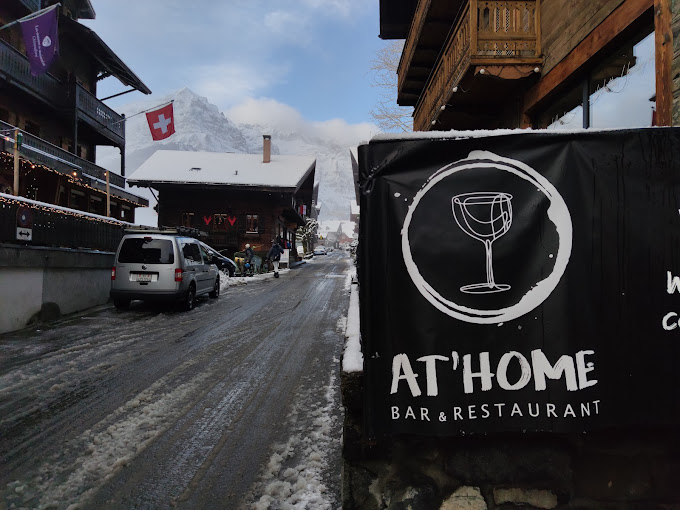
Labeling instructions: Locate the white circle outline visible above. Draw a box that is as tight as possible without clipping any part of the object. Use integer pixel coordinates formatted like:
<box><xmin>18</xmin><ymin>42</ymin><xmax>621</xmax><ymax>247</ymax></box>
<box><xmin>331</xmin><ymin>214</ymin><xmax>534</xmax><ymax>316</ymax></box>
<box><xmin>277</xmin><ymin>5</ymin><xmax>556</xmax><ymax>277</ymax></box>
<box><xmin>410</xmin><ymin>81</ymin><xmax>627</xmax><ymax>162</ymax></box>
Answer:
<box><xmin>401</xmin><ymin>151</ymin><xmax>572</xmax><ymax>324</ymax></box>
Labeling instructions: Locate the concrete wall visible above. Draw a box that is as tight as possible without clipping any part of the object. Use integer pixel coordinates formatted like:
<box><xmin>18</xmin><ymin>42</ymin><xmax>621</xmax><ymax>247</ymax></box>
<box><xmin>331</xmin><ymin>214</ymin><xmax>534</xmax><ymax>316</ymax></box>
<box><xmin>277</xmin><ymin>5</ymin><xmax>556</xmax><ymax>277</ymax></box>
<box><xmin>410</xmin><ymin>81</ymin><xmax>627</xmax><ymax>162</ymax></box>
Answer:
<box><xmin>0</xmin><ymin>244</ymin><xmax>113</xmax><ymax>334</ymax></box>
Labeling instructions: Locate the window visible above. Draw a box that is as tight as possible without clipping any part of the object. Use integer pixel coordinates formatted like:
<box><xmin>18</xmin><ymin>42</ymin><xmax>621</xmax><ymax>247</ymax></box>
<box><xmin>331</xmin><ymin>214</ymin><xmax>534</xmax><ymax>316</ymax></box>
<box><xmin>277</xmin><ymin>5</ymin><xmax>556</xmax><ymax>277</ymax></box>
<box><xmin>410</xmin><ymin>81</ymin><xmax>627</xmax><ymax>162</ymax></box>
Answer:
<box><xmin>181</xmin><ymin>212</ymin><xmax>194</xmax><ymax>227</ymax></box>
<box><xmin>214</xmin><ymin>214</ymin><xmax>228</xmax><ymax>230</ymax></box>
<box><xmin>542</xmin><ymin>32</ymin><xmax>654</xmax><ymax>129</ymax></box>
<box><xmin>118</xmin><ymin>238</ymin><xmax>174</xmax><ymax>264</ymax></box>
<box><xmin>181</xmin><ymin>241</ymin><xmax>202</xmax><ymax>266</ymax></box>
<box><xmin>246</xmin><ymin>214</ymin><xmax>258</xmax><ymax>233</ymax></box>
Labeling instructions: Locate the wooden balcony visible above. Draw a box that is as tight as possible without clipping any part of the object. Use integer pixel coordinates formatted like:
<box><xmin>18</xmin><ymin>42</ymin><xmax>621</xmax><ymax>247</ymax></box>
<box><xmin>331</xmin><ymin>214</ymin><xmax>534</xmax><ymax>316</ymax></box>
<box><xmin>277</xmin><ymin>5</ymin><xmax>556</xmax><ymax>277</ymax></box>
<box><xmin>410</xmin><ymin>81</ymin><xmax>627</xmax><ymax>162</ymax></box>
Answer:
<box><xmin>401</xmin><ymin>0</ymin><xmax>542</xmax><ymax>131</ymax></box>
<box><xmin>1</xmin><ymin>120</ymin><xmax>147</xmax><ymax>207</ymax></box>
<box><xmin>0</xmin><ymin>38</ymin><xmax>126</xmax><ymax>147</ymax></box>
<box><xmin>0</xmin><ymin>38</ymin><xmax>64</xmax><ymax>106</ymax></box>
<box><xmin>19</xmin><ymin>0</ymin><xmax>41</xmax><ymax>12</ymax></box>
<box><xmin>75</xmin><ymin>83</ymin><xmax>126</xmax><ymax>146</ymax></box>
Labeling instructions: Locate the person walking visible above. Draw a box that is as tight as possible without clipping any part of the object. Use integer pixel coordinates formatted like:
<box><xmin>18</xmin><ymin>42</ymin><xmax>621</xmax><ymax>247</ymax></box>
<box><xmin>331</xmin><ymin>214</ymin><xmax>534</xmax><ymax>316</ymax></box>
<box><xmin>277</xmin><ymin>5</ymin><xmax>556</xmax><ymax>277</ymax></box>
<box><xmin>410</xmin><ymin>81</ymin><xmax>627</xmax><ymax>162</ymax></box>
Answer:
<box><xmin>267</xmin><ymin>239</ymin><xmax>284</xmax><ymax>278</ymax></box>
<box><xmin>244</xmin><ymin>243</ymin><xmax>254</xmax><ymax>276</ymax></box>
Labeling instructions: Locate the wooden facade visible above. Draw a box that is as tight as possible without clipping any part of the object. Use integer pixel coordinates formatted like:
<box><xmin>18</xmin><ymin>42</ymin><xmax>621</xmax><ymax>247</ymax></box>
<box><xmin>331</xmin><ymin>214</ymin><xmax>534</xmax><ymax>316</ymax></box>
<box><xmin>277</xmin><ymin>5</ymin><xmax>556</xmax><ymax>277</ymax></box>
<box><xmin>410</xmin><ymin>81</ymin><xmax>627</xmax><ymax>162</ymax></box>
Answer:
<box><xmin>382</xmin><ymin>0</ymin><xmax>669</xmax><ymax>130</ymax></box>
<box><xmin>0</xmin><ymin>0</ymin><xmax>150</xmax><ymax>222</ymax></box>
<box><xmin>128</xmin><ymin>148</ymin><xmax>318</xmax><ymax>261</ymax></box>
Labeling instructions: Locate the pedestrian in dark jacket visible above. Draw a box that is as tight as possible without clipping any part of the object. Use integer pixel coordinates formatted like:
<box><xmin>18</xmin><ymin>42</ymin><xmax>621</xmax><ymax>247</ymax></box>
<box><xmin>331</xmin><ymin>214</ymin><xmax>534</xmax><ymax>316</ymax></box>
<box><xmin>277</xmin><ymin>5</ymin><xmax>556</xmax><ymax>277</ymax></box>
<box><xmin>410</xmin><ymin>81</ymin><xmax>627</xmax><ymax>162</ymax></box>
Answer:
<box><xmin>244</xmin><ymin>243</ymin><xmax>254</xmax><ymax>276</ymax></box>
<box><xmin>267</xmin><ymin>239</ymin><xmax>284</xmax><ymax>278</ymax></box>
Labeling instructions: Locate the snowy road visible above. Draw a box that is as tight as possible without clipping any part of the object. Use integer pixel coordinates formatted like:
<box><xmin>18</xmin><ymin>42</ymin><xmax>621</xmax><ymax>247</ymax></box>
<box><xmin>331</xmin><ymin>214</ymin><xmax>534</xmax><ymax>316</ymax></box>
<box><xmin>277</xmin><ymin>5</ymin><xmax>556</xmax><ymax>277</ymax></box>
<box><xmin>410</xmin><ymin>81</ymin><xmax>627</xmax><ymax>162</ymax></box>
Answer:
<box><xmin>0</xmin><ymin>251</ymin><xmax>352</xmax><ymax>509</ymax></box>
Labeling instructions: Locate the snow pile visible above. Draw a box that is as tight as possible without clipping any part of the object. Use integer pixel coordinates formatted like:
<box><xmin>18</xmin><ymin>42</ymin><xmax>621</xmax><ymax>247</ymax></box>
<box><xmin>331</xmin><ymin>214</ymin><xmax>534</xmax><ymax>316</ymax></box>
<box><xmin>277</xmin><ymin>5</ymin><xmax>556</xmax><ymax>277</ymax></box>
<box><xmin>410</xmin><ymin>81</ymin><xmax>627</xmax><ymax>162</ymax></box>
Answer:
<box><xmin>252</xmin><ymin>370</ymin><xmax>340</xmax><ymax>509</ymax></box>
<box><xmin>342</xmin><ymin>270</ymin><xmax>363</xmax><ymax>373</ymax></box>
<box><xmin>218</xmin><ymin>268</ymin><xmax>290</xmax><ymax>293</ymax></box>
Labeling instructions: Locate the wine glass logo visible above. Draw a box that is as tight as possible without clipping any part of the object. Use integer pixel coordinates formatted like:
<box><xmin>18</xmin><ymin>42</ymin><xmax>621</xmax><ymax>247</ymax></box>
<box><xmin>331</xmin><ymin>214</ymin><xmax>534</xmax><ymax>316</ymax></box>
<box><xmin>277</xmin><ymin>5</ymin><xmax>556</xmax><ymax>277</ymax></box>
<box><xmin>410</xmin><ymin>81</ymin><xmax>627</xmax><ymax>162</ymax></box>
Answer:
<box><xmin>452</xmin><ymin>192</ymin><xmax>513</xmax><ymax>294</ymax></box>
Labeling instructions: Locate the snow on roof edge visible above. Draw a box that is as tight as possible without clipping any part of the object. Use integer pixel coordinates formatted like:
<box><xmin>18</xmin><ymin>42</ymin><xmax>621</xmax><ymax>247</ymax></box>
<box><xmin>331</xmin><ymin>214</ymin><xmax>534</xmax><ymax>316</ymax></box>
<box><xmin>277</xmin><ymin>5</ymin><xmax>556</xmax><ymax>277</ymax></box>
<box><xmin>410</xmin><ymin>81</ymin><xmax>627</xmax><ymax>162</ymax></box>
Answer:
<box><xmin>369</xmin><ymin>126</ymin><xmax>665</xmax><ymax>143</ymax></box>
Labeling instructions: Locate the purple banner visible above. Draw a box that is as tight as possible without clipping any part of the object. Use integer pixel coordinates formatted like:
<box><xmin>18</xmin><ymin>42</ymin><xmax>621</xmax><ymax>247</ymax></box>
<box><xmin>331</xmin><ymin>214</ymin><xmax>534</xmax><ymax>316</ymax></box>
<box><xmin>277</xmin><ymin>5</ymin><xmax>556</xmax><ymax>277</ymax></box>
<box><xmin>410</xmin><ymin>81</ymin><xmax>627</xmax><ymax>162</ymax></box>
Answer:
<box><xmin>19</xmin><ymin>5</ymin><xmax>59</xmax><ymax>76</ymax></box>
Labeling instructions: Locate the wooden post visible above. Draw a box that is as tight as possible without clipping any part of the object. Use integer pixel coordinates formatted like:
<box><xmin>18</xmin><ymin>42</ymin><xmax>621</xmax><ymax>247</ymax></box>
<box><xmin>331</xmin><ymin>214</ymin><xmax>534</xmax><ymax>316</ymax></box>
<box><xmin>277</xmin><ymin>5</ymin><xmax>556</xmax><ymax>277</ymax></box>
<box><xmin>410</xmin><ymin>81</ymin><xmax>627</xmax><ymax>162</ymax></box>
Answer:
<box><xmin>654</xmin><ymin>0</ymin><xmax>672</xmax><ymax>126</ymax></box>
<box><xmin>106</xmin><ymin>170</ymin><xmax>111</xmax><ymax>217</ymax></box>
<box><xmin>13</xmin><ymin>128</ymin><xmax>20</xmax><ymax>196</ymax></box>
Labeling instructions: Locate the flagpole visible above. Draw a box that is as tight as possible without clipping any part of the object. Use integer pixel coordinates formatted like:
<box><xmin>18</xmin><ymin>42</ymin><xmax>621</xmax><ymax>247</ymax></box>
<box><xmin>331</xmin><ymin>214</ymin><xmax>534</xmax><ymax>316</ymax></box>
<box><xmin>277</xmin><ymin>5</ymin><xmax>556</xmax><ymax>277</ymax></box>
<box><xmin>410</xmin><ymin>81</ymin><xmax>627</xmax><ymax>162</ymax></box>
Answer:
<box><xmin>0</xmin><ymin>3</ymin><xmax>61</xmax><ymax>32</ymax></box>
<box><xmin>109</xmin><ymin>100</ymin><xmax>174</xmax><ymax>126</ymax></box>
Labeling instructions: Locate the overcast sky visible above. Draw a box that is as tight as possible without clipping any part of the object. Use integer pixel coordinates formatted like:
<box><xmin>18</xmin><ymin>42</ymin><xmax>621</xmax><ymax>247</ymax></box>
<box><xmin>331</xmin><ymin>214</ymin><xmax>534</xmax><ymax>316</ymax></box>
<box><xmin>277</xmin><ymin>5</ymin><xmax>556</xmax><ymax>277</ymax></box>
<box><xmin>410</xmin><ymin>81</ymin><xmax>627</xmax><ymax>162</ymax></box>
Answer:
<box><xmin>82</xmin><ymin>0</ymin><xmax>385</xmax><ymax>133</ymax></box>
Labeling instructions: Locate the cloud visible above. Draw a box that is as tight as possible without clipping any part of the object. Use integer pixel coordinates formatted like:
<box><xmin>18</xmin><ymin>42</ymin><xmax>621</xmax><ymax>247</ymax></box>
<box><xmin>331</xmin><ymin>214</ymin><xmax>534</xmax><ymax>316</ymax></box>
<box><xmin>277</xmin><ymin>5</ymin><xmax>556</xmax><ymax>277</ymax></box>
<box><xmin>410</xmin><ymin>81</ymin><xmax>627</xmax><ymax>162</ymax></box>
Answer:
<box><xmin>190</xmin><ymin>63</ymin><xmax>291</xmax><ymax>109</ymax></box>
<box><xmin>226</xmin><ymin>97</ymin><xmax>376</xmax><ymax>145</ymax></box>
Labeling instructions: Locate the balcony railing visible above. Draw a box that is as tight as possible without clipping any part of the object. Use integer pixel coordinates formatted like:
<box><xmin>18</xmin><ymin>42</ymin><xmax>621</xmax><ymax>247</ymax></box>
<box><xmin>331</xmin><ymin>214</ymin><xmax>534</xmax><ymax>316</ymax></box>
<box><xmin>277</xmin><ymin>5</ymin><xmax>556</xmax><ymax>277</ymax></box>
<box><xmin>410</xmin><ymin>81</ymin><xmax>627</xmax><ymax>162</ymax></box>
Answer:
<box><xmin>0</xmin><ymin>38</ymin><xmax>63</xmax><ymax>106</ymax></box>
<box><xmin>413</xmin><ymin>0</ymin><xmax>540</xmax><ymax>131</ymax></box>
<box><xmin>19</xmin><ymin>0</ymin><xmax>41</xmax><ymax>12</ymax></box>
<box><xmin>397</xmin><ymin>0</ymin><xmax>432</xmax><ymax>98</ymax></box>
<box><xmin>1</xmin><ymin>120</ymin><xmax>125</xmax><ymax>189</ymax></box>
<box><xmin>0</xmin><ymin>39</ymin><xmax>126</xmax><ymax>145</ymax></box>
<box><xmin>75</xmin><ymin>84</ymin><xmax>126</xmax><ymax>143</ymax></box>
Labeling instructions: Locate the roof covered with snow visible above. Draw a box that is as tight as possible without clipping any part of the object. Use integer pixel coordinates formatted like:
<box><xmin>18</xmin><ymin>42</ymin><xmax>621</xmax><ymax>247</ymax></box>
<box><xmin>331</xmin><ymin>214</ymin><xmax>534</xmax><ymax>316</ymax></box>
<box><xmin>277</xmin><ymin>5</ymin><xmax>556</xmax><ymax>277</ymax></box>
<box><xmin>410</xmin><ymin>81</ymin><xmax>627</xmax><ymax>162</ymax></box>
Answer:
<box><xmin>128</xmin><ymin>150</ymin><xmax>316</xmax><ymax>190</ymax></box>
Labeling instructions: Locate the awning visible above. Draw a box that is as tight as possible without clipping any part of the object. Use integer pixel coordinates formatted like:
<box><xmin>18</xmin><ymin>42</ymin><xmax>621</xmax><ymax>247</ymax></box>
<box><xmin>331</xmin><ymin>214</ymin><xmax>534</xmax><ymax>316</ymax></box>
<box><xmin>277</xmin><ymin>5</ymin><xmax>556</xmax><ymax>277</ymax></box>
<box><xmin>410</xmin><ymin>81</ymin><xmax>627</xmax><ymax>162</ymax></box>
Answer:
<box><xmin>60</xmin><ymin>16</ymin><xmax>151</xmax><ymax>95</ymax></box>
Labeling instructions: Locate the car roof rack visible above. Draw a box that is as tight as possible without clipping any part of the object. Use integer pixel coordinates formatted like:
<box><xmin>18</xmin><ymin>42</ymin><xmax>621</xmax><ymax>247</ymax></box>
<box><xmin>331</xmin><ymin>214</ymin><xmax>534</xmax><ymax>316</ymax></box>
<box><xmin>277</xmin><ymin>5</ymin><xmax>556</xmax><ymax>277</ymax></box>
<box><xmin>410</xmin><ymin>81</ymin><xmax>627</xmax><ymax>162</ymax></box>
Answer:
<box><xmin>124</xmin><ymin>225</ymin><xmax>207</xmax><ymax>238</ymax></box>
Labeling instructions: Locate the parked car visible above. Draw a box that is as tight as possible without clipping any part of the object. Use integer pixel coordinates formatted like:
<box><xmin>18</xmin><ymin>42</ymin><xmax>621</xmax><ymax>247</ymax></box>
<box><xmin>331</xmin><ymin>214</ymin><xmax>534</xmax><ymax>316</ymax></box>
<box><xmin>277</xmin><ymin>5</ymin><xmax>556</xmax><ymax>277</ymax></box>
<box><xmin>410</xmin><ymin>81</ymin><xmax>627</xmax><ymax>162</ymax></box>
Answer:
<box><xmin>110</xmin><ymin>229</ymin><xmax>220</xmax><ymax>311</ymax></box>
<box><xmin>313</xmin><ymin>246</ymin><xmax>327</xmax><ymax>255</ymax></box>
<box><xmin>198</xmin><ymin>242</ymin><xmax>237</xmax><ymax>276</ymax></box>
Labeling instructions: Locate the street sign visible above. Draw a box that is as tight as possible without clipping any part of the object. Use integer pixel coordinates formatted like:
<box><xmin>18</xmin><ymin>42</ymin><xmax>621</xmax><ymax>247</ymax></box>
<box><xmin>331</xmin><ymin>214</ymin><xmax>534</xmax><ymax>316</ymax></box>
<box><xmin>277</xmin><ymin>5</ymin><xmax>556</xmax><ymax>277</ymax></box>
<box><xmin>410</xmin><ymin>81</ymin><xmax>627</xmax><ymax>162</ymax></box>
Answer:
<box><xmin>16</xmin><ymin>206</ymin><xmax>33</xmax><ymax>241</ymax></box>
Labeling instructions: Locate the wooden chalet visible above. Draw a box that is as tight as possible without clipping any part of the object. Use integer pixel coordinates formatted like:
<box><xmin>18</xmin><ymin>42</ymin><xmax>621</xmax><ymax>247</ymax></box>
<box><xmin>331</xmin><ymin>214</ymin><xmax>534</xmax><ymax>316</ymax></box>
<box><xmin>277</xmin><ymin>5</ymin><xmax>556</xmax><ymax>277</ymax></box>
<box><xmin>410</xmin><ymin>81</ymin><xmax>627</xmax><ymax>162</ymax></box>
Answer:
<box><xmin>127</xmin><ymin>136</ymin><xmax>317</xmax><ymax>260</ymax></box>
<box><xmin>381</xmin><ymin>0</ymin><xmax>675</xmax><ymax>130</ymax></box>
<box><xmin>0</xmin><ymin>0</ymin><xmax>151</xmax><ymax>222</ymax></box>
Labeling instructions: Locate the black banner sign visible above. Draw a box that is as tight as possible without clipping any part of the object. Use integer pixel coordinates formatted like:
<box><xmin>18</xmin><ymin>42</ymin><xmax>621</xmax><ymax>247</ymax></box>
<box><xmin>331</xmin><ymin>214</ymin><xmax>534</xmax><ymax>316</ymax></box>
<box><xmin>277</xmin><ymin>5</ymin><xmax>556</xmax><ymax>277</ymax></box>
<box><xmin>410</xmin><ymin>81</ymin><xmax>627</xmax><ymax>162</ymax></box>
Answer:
<box><xmin>357</xmin><ymin>128</ymin><xmax>680</xmax><ymax>437</ymax></box>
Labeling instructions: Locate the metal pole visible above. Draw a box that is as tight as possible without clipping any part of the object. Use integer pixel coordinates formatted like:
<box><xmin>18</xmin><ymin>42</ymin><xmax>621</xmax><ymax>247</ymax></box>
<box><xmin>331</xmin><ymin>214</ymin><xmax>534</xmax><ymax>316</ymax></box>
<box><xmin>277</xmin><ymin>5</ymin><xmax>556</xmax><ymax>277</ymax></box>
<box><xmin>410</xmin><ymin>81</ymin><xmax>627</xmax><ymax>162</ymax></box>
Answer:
<box><xmin>13</xmin><ymin>129</ymin><xmax>20</xmax><ymax>195</ymax></box>
<box><xmin>106</xmin><ymin>170</ymin><xmax>110</xmax><ymax>217</ymax></box>
<box><xmin>582</xmin><ymin>76</ymin><xmax>591</xmax><ymax>128</ymax></box>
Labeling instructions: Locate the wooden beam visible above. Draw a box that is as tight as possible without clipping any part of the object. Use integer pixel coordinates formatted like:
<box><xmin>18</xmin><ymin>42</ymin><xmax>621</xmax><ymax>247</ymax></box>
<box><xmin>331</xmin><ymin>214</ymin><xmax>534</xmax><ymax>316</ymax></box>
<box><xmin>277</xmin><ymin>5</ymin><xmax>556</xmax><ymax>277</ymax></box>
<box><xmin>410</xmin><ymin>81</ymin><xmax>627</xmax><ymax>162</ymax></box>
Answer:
<box><xmin>654</xmin><ymin>0</ymin><xmax>672</xmax><ymax>125</ymax></box>
<box><xmin>523</xmin><ymin>0</ymin><xmax>653</xmax><ymax>114</ymax></box>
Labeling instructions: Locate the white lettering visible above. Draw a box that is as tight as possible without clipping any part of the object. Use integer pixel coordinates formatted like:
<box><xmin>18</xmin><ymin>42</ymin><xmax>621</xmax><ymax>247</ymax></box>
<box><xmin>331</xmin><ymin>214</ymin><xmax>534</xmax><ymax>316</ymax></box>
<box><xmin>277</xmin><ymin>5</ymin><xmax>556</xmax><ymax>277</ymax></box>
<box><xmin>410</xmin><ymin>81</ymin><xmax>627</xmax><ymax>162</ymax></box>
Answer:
<box><xmin>497</xmin><ymin>351</ymin><xmax>532</xmax><ymax>390</ymax></box>
<box><xmin>662</xmin><ymin>312</ymin><xmax>678</xmax><ymax>330</ymax></box>
<box><xmin>531</xmin><ymin>349</ymin><xmax>578</xmax><ymax>391</ymax></box>
<box><xmin>494</xmin><ymin>403</ymin><xmax>505</xmax><ymax>417</ymax></box>
<box><xmin>391</xmin><ymin>354</ymin><xmax>421</xmax><ymax>396</ymax></box>
<box><xmin>667</xmin><ymin>271</ymin><xmax>680</xmax><ymax>293</ymax></box>
<box><xmin>575</xmin><ymin>350</ymin><xmax>598</xmax><ymax>389</ymax></box>
<box><xmin>463</xmin><ymin>352</ymin><xmax>494</xmax><ymax>394</ymax></box>
<box><xmin>453</xmin><ymin>407</ymin><xmax>463</xmax><ymax>420</ymax></box>
<box><xmin>481</xmin><ymin>403</ymin><xmax>490</xmax><ymax>418</ymax></box>
<box><xmin>420</xmin><ymin>407</ymin><xmax>430</xmax><ymax>421</ymax></box>
<box><xmin>391</xmin><ymin>406</ymin><xmax>400</xmax><ymax>420</ymax></box>
<box><xmin>547</xmin><ymin>403</ymin><xmax>557</xmax><ymax>418</ymax></box>
<box><xmin>417</xmin><ymin>355</ymin><xmax>449</xmax><ymax>396</ymax></box>
<box><xmin>511</xmin><ymin>403</ymin><xmax>523</xmax><ymax>416</ymax></box>
<box><xmin>405</xmin><ymin>406</ymin><xmax>416</xmax><ymax>419</ymax></box>
<box><xmin>468</xmin><ymin>405</ymin><xmax>477</xmax><ymax>420</ymax></box>
<box><xmin>563</xmin><ymin>404</ymin><xmax>576</xmax><ymax>417</ymax></box>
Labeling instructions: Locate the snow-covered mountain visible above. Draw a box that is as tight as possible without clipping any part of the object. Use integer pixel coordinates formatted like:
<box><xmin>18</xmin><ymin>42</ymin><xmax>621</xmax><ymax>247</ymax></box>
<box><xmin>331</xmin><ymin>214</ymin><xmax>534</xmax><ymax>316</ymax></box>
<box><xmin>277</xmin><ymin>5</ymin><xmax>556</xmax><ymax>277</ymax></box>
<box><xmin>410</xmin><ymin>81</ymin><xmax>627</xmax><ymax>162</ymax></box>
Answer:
<box><xmin>98</xmin><ymin>88</ymin><xmax>363</xmax><ymax>224</ymax></box>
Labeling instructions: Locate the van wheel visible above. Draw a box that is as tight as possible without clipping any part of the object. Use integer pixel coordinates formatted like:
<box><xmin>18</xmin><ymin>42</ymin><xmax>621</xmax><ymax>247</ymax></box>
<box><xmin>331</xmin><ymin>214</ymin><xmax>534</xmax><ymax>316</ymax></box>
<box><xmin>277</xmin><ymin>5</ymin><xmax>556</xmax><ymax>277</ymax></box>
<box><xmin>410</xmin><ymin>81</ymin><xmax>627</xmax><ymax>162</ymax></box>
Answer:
<box><xmin>209</xmin><ymin>277</ymin><xmax>220</xmax><ymax>298</ymax></box>
<box><xmin>114</xmin><ymin>298</ymin><xmax>130</xmax><ymax>310</ymax></box>
<box><xmin>184</xmin><ymin>286</ymin><xmax>196</xmax><ymax>311</ymax></box>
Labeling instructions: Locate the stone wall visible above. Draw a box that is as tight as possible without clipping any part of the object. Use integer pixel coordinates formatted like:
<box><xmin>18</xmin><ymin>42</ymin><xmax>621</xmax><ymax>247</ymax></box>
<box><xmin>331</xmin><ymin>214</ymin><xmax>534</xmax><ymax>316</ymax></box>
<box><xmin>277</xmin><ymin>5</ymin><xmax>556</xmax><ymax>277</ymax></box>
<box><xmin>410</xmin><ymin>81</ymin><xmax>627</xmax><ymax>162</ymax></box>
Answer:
<box><xmin>341</xmin><ymin>373</ymin><xmax>679</xmax><ymax>509</ymax></box>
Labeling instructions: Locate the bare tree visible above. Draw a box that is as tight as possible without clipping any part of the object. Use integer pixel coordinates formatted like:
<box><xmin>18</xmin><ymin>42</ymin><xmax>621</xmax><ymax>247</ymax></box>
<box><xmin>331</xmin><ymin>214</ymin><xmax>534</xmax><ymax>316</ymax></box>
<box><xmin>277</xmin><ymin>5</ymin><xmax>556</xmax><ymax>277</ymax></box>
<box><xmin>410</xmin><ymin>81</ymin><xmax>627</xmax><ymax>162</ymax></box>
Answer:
<box><xmin>368</xmin><ymin>41</ymin><xmax>414</xmax><ymax>133</ymax></box>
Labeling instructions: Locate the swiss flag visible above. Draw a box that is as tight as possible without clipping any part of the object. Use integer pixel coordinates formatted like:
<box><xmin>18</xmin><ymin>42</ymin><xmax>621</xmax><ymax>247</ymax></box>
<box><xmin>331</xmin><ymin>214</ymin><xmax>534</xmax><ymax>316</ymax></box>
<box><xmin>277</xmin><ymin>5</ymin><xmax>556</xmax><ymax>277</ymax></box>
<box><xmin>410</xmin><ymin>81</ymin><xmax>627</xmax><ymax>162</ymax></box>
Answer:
<box><xmin>146</xmin><ymin>103</ymin><xmax>175</xmax><ymax>141</ymax></box>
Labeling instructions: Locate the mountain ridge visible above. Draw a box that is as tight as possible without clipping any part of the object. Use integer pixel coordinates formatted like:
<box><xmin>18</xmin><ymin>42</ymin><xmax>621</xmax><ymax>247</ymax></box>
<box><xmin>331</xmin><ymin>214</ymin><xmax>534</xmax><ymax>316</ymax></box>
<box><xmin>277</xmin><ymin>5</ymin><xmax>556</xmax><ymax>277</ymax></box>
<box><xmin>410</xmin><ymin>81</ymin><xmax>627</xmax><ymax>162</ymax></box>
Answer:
<box><xmin>98</xmin><ymin>88</ymin><xmax>363</xmax><ymax>224</ymax></box>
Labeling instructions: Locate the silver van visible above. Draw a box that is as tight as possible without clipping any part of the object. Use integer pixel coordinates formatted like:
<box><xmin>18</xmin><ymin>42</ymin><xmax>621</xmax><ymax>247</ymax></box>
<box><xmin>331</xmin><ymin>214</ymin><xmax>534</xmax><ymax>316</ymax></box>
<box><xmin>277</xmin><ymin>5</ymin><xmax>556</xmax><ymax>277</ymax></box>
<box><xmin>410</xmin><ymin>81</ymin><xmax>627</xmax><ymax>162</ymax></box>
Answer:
<box><xmin>110</xmin><ymin>230</ymin><xmax>220</xmax><ymax>310</ymax></box>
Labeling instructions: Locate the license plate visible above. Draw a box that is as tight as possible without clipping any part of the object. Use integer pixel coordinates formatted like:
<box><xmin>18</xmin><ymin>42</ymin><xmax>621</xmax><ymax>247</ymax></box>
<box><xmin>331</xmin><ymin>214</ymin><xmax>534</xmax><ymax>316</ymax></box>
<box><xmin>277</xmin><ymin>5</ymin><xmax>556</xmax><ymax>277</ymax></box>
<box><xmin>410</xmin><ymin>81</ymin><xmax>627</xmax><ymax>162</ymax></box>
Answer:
<box><xmin>135</xmin><ymin>273</ymin><xmax>152</xmax><ymax>282</ymax></box>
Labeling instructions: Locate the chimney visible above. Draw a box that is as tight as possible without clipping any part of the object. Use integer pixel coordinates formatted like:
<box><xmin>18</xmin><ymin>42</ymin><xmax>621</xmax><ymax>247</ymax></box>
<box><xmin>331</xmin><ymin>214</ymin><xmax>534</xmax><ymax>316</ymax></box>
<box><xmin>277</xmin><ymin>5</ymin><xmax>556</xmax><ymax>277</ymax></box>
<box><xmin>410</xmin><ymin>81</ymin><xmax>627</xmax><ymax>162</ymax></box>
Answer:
<box><xmin>263</xmin><ymin>135</ymin><xmax>271</xmax><ymax>163</ymax></box>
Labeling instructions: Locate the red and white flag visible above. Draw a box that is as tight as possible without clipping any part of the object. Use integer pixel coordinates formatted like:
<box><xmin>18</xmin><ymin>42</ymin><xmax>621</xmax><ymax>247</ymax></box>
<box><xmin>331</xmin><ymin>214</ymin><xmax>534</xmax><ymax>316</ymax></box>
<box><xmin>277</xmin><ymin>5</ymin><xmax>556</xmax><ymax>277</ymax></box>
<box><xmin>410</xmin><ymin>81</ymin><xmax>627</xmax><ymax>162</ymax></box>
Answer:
<box><xmin>146</xmin><ymin>103</ymin><xmax>175</xmax><ymax>141</ymax></box>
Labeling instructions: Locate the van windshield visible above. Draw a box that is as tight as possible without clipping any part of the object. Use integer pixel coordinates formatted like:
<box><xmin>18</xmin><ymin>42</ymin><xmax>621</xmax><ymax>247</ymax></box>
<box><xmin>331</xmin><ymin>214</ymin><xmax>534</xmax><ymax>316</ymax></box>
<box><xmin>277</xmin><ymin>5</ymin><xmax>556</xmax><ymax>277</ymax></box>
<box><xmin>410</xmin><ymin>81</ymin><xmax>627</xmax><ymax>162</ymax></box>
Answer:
<box><xmin>118</xmin><ymin>238</ymin><xmax>174</xmax><ymax>264</ymax></box>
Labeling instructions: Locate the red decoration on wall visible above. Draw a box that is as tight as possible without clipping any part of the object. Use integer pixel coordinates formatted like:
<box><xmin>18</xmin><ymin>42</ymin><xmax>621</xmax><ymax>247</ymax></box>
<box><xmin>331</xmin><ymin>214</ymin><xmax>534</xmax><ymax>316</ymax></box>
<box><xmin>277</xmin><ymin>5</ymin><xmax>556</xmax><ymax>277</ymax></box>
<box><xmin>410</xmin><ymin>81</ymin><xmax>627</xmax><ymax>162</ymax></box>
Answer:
<box><xmin>228</xmin><ymin>215</ymin><xmax>237</xmax><ymax>226</ymax></box>
<box><xmin>203</xmin><ymin>215</ymin><xmax>212</xmax><ymax>225</ymax></box>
